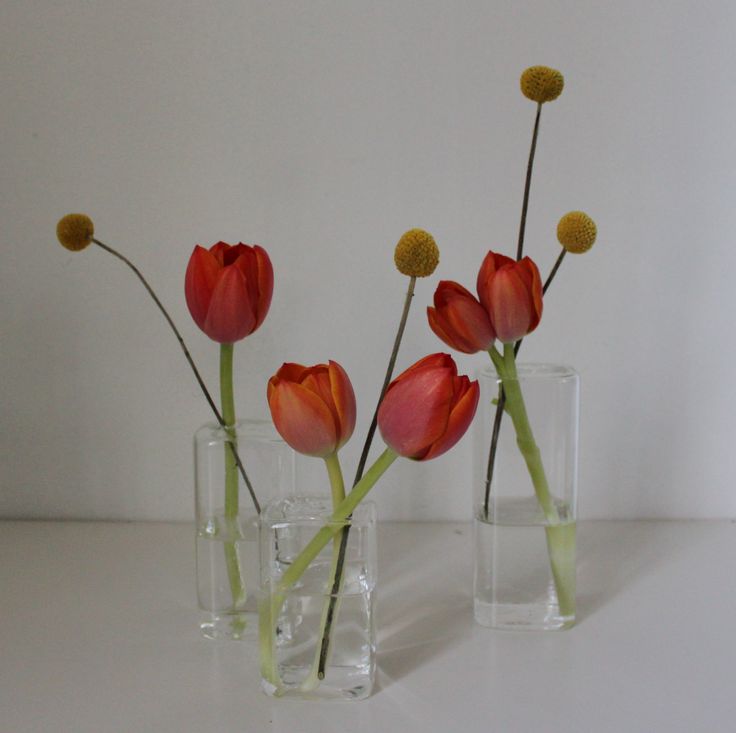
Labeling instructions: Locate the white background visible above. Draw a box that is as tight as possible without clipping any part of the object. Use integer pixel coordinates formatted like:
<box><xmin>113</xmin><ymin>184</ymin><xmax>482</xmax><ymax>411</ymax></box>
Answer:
<box><xmin>2</xmin><ymin>0</ymin><xmax>735</xmax><ymax>521</ymax></box>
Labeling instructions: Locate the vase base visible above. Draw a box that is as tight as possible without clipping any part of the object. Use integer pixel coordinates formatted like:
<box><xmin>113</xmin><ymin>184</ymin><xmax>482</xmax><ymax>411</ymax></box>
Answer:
<box><xmin>200</xmin><ymin>611</ymin><xmax>257</xmax><ymax>641</ymax></box>
<box><xmin>474</xmin><ymin>599</ymin><xmax>574</xmax><ymax>631</ymax></box>
<box><xmin>261</xmin><ymin>673</ymin><xmax>373</xmax><ymax>701</ymax></box>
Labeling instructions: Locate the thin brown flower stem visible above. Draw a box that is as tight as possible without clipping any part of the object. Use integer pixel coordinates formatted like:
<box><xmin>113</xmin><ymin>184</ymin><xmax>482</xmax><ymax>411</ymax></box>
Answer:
<box><xmin>482</xmin><ymin>248</ymin><xmax>567</xmax><ymax>518</ymax></box>
<box><xmin>91</xmin><ymin>237</ymin><xmax>261</xmax><ymax>514</ymax></box>
<box><xmin>516</xmin><ymin>102</ymin><xmax>542</xmax><ymax>261</ymax></box>
<box><xmin>316</xmin><ymin>275</ymin><xmax>417</xmax><ymax>679</ymax></box>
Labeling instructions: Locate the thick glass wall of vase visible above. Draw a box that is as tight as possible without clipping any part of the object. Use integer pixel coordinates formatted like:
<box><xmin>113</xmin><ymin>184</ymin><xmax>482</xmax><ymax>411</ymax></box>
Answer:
<box><xmin>258</xmin><ymin>497</ymin><xmax>377</xmax><ymax>700</ymax></box>
<box><xmin>473</xmin><ymin>364</ymin><xmax>579</xmax><ymax>631</ymax></box>
<box><xmin>194</xmin><ymin>419</ymin><xmax>294</xmax><ymax>640</ymax></box>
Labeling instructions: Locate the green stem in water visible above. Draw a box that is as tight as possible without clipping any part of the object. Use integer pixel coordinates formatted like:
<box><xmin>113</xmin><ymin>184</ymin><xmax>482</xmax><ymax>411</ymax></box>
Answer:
<box><xmin>260</xmin><ymin>448</ymin><xmax>398</xmax><ymax>690</ymax></box>
<box><xmin>301</xmin><ymin>453</ymin><xmax>346</xmax><ymax>690</ymax></box>
<box><xmin>220</xmin><ymin>343</ymin><xmax>245</xmax><ymax>609</ymax></box>
<box><xmin>490</xmin><ymin>344</ymin><xmax>575</xmax><ymax>619</ymax></box>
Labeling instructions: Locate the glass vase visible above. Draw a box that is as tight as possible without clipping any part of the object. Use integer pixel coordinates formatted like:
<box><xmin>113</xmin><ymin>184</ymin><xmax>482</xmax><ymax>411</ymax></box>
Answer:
<box><xmin>194</xmin><ymin>419</ymin><xmax>294</xmax><ymax>640</ymax></box>
<box><xmin>473</xmin><ymin>363</ymin><xmax>579</xmax><ymax>630</ymax></box>
<box><xmin>258</xmin><ymin>496</ymin><xmax>377</xmax><ymax>700</ymax></box>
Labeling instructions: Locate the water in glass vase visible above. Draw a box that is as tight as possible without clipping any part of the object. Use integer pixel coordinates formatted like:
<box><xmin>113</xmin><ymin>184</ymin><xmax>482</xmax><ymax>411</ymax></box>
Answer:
<box><xmin>267</xmin><ymin>558</ymin><xmax>375</xmax><ymax>700</ymax></box>
<box><xmin>474</xmin><ymin>496</ymin><xmax>576</xmax><ymax>630</ymax></box>
<box><xmin>196</xmin><ymin>511</ymin><xmax>259</xmax><ymax>640</ymax></box>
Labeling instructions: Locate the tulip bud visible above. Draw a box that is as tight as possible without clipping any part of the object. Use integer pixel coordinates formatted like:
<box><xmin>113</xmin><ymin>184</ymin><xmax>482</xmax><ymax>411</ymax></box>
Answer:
<box><xmin>557</xmin><ymin>211</ymin><xmax>597</xmax><ymax>254</ymax></box>
<box><xmin>427</xmin><ymin>281</ymin><xmax>496</xmax><ymax>354</ymax></box>
<box><xmin>267</xmin><ymin>360</ymin><xmax>356</xmax><ymax>458</ymax></box>
<box><xmin>56</xmin><ymin>214</ymin><xmax>94</xmax><ymax>252</ymax></box>
<box><xmin>520</xmin><ymin>66</ymin><xmax>564</xmax><ymax>104</ymax></box>
<box><xmin>394</xmin><ymin>229</ymin><xmax>439</xmax><ymax>278</ymax></box>
<box><xmin>185</xmin><ymin>241</ymin><xmax>273</xmax><ymax>344</ymax></box>
<box><xmin>476</xmin><ymin>251</ymin><xmax>543</xmax><ymax>344</ymax></box>
<box><xmin>377</xmin><ymin>353</ymin><xmax>479</xmax><ymax>461</ymax></box>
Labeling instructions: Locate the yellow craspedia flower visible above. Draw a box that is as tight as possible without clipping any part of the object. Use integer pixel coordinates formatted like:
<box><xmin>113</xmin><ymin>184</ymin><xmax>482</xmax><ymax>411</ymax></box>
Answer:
<box><xmin>57</xmin><ymin>213</ymin><xmax>94</xmax><ymax>252</ymax></box>
<box><xmin>520</xmin><ymin>66</ymin><xmax>564</xmax><ymax>104</ymax></box>
<box><xmin>394</xmin><ymin>228</ymin><xmax>439</xmax><ymax>277</ymax></box>
<box><xmin>557</xmin><ymin>211</ymin><xmax>597</xmax><ymax>254</ymax></box>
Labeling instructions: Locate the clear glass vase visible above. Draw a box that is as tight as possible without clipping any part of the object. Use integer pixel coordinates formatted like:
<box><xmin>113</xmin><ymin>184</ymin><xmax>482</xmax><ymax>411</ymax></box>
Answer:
<box><xmin>258</xmin><ymin>497</ymin><xmax>377</xmax><ymax>700</ymax></box>
<box><xmin>473</xmin><ymin>364</ymin><xmax>579</xmax><ymax>630</ymax></box>
<box><xmin>194</xmin><ymin>419</ymin><xmax>294</xmax><ymax>640</ymax></box>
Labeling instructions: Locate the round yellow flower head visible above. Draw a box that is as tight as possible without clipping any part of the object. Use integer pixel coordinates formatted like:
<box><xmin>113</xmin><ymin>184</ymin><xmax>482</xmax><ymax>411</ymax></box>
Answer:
<box><xmin>557</xmin><ymin>211</ymin><xmax>597</xmax><ymax>254</ymax></box>
<box><xmin>57</xmin><ymin>214</ymin><xmax>94</xmax><ymax>252</ymax></box>
<box><xmin>394</xmin><ymin>228</ymin><xmax>439</xmax><ymax>277</ymax></box>
<box><xmin>520</xmin><ymin>66</ymin><xmax>564</xmax><ymax>104</ymax></box>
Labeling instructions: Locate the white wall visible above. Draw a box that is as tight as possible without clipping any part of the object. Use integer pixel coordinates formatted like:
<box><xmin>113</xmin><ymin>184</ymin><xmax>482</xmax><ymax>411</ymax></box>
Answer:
<box><xmin>2</xmin><ymin>0</ymin><xmax>735</xmax><ymax>520</ymax></box>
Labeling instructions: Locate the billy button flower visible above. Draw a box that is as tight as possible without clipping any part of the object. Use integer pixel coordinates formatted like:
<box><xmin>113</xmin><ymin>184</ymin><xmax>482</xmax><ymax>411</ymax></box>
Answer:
<box><xmin>520</xmin><ymin>65</ymin><xmax>564</xmax><ymax>104</ymax></box>
<box><xmin>56</xmin><ymin>214</ymin><xmax>94</xmax><ymax>251</ymax></box>
<box><xmin>557</xmin><ymin>211</ymin><xmax>597</xmax><ymax>254</ymax></box>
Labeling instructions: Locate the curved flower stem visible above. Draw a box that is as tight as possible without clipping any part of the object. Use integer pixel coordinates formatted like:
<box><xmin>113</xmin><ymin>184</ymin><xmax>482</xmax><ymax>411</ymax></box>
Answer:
<box><xmin>315</xmin><ymin>275</ymin><xmax>417</xmax><ymax>680</ymax></box>
<box><xmin>260</xmin><ymin>448</ymin><xmax>398</xmax><ymax>692</ymax></box>
<box><xmin>91</xmin><ymin>237</ymin><xmax>260</xmax><ymax>514</ymax></box>
<box><xmin>220</xmin><ymin>344</ymin><xmax>246</xmax><ymax>612</ymax></box>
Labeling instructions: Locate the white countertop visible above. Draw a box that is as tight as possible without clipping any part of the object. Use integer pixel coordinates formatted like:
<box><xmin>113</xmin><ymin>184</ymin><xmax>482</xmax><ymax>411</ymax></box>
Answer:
<box><xmin>1</xmin><ymin>520</ymin><xmax>735</xmax><ymax>732</ymax></box>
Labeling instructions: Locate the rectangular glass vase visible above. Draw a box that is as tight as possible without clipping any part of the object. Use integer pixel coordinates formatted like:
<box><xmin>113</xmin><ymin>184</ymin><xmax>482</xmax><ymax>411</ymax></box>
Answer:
<box><xmin>473</xmin><ymin>364</ymin><xmax>579</xmax><ymax>631</ymax></box>
<box><xmin>194</xmin><ymin>418</ymin><xmax>294</xmax><ymax>640</ymax></box>
<box><xmin>258</xmin><ymin>497</ymin><xmax>377</xmax><ymax>700</ymax></box>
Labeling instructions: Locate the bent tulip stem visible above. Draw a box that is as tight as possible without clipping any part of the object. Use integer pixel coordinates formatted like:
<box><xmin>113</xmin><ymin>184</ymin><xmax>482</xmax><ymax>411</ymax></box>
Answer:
<box><xmin>260</xmin><ymin>448</ymin><xmax>399</xmax><ymax>692</ymax></box>
<box><xmin>91</xmin><ymin>237</ymin><xmax>261</xmax><ymax>515</ymax></box>
<box><xmin>489</xmin><ymin>345</ymin><xmax>574</xmax><ymax>616</ymax></box>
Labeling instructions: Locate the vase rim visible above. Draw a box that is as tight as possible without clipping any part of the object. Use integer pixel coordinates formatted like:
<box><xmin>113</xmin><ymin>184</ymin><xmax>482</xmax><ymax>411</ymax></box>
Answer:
<box><xmin>478</xmin><ymin>362</ymin><xmax>578</xmax><ymax>380</ymax></box>
<box><xmin>260</xmin><ymin>496</ymin><xmax>377</xmax><ymax>528</ymax></box>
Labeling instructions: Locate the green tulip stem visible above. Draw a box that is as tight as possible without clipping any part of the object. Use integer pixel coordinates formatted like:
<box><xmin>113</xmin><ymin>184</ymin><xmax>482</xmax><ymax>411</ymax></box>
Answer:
<box><xmin>260</xmin><ymin>448</ymin><xmax>399</xmax><ymax>693</ymax></box>
<box><xmin>300</xmin><ymin>453</ymin><xmax>347</xmax><ymax>691</ymax></box>
<box><xmin>220</xmin><ymin>343</ymin><xmax>245</xmax><ymax>610</ymax></box>
<box><xmin>489</xmin><ymin>344</ymin><xmax>575</xmax><ymax>618</ymax></box>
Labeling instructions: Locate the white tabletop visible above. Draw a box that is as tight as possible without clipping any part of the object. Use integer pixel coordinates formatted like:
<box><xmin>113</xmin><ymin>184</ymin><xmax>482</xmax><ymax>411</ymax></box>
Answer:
<box><xmin>1</xmin><ymin>519</ymin><xmax>734</xmax><ymax>732</ymax></box>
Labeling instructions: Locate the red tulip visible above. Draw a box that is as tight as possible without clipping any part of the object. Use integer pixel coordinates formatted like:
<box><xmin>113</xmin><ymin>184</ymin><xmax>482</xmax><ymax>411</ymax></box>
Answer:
<box><xmin>427</xmin><ymin>281</ymin><xmax>496</xmax><ymax>354</ymax></box>
<box><xmin>476</xmin><ymin>251</ymin><xmax>543</xmax><ymax>343</ymax></box>
<box><xmin>377</xmin><ymin>353</ymin><xmax>479</xmax><ymax>461</ymax></box>
<box><xmin>267</xmin><ymin>360</ymin><xmax>356</xmax><ymax>458</ymax></box>
<box><xmin>185</xmin><ymin>241</ymin><xmax>273</xmax><ymax>343</ymax></box>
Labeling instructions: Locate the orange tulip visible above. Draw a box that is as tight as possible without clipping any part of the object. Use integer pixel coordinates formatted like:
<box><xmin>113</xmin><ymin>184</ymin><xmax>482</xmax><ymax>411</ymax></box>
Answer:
<box><xmin>267</xmin><ymin>361</ymin><xmax>356</xmax><ymax>458</ymax></box>
<box><xmin>185</xmin><ymin>241</ymin><xmax>273</xmax><ymax>344</ymax></box>
<box><xmin>427</xmin><ymin>281</ymin><xmax>496</xmax><ymax>354</ymax></box>
<box><xmin>476</xmin><ymin>251</ymin><xmax>543</xmax><ymax>343</ymax></box>
<box><xmin>377</xmin><ymin>353</ymin><xmax>479</xmax><ymax>461</ymax></box>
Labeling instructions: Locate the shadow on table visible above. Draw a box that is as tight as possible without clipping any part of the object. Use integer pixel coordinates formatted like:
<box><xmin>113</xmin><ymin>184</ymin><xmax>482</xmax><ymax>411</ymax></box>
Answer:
<box><xmin>375</xmin><ymin>524</ymin><xmax>473</xmax><ymax>689</ymax></box>
<box><xmin>576</xmin><ymin>520</ymin><xmax>708</xmax><ymax>623</ymax></box>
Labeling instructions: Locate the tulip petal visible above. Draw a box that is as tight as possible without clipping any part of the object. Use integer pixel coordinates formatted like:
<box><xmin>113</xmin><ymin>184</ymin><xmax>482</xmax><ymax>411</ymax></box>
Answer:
<box><xmin>422</xmin><ymin>378</ymin><xmax>480</xmax><ymax>460</ymax></box>
<box><xmin>488</xmin><ymin>266</ymin><xmax>533</xmax><ymax>343</ymax></box>
<box><xmin>203</xmin><ymin>265</ymin><xmax>257</xmax><ymax>343</ymax></box>
<box><xmin>185</xmin><ymin>245</ymin><xmax>221</xmax><ymax>332</ymax></box>
<box><xmin>267</xmin><ymin>362</ymin><xmax>307</xmax><ymax>402</ymax></box>
<box><xmin>378</xmin><ymin>366</ymin><xmax>454</xmax><ymax>458</ymax></box>
<box><xmin>253</xmin><ymin>246</ymin><xmax>274</xmax><ymax>329</ymax></box>
<box><xmin>328</xmin><ymin>360</ymin><xmax>356</xmax><ymax>448</ymax></box>
<box><xmin>392</xmin><ymin>353</ymin><xmax>455</xmax><ymax>386</ymax></box>
<box><xmin>439</xmin><ymin>284</ymin><xmax>495</xmax><ymax>352</ymax></box>
<box><xmin>209</xmin><ymin>241</ymin><xmax>230</xmax><ymax>266</ymax></box>
<box><xmin>269</xmin><ymin>381</ymin><xmax>338</xmax><ymax>457</ymax></box>
<box><xmin>477</xmin><ymin>250</ymin><xmax>515</xmax><ymax>313</ymax></box>
<box><xmin>428</xmin><ymin>307</ymin><xmax>473</xmax><ymax>353</ymax></box>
